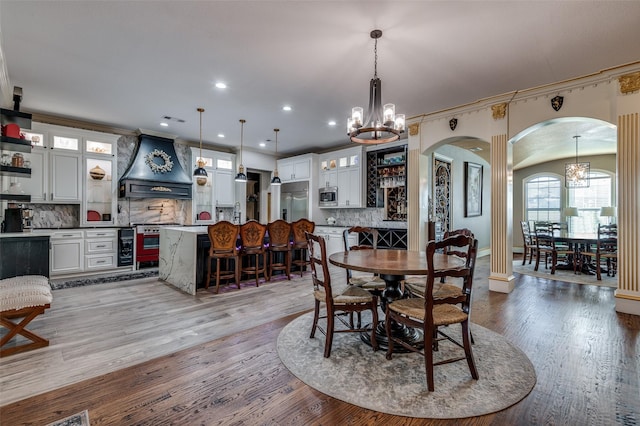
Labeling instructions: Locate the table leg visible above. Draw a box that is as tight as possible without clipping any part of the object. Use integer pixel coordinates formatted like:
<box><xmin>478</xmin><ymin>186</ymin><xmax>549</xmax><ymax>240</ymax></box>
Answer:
<box><xmin>360</xmin><ymin>273</ymin><xmax>423</xmax><ymax>351</ymax></box>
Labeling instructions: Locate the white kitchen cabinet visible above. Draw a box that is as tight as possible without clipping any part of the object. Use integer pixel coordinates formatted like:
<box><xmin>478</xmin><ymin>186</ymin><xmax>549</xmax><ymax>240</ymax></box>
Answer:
<box><xmin>82</xmin><ymin>137</ymin><xmax>118</xmax><ymax>226</ymax></box>
<box><xmin>50</xmin><ymin>230</ymin><xmax>84</xmax><ymax>276</ymax></box>
<box><xmin>18</xmin><ymin>125</ymin><xmax>86</xmax><ymax>203</ymax></box>
<box><xmin>20</xmin><ymin>148</ymin><xmax>47</xmax><ymax>203</ymax></box>
<box><xmin>50</xmin><ymin>150</ymin><xmax>82</xmax><ymax>202</ymax></box>
<box><xmin>278</xmin><ymin>154</ymin><xmax>311</xmax><ymax>182</ymax></box>
<box><xmin>337</xmin><ymin>167</ymin><xmax>363</xmax><ymax>208</ymax></box>
<box><xmin>314</xmin><ymin>226</ymin><xmax>353</xmax><ymax>257</ymax></box>
<box><xmin>191</xmin><ymin>147</ymin><xmax>236</xmax><ymax>224</ymax></box>
<box><xmin>84</xmin><ymin>229</ymin><xmax>117</xmax><ymax>272</ymax></box>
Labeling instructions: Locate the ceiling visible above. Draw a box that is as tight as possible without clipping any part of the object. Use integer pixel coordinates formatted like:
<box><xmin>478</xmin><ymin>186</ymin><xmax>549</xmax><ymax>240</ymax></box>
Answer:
<box><xmin>1</xmin><ymin>1</ymin><xmax>638</xmax><ymax>167</ymax></box>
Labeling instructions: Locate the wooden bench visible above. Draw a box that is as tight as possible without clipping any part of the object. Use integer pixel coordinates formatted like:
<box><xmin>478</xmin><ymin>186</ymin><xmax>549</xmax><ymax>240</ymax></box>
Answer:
<box><xmin>1</xmin><ymin>275</ymin><xmax>53</xmax><ymax>357</ymax></box>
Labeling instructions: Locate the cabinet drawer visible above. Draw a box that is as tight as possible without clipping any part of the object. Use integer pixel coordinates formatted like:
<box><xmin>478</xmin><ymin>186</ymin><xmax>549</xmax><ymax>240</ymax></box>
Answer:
<box><xmin>51</xmin><ymin>230</ymin><xmax>84</xmax><ymax>239</ymax></box>
<box><xmin>85</xmin><ymin>239</ymin><xmax>116</xmax><ymax>254</ymax></box>
<box><xmin>85</xmin><ymin>229</ymin><xmax>117</xmax><ymax>239</ymax></box>
<box><xmin>85</xmin><ymin>254</ymin><xmax>116</xmax><ymax>271</ymax></box>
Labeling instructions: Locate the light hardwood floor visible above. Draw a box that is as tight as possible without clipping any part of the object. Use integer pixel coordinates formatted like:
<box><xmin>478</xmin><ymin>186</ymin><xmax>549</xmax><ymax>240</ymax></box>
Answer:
<box><xmin>1</xmin><ymin>256</ymin><xmax>639</xmax><ymax>425</ymax></box>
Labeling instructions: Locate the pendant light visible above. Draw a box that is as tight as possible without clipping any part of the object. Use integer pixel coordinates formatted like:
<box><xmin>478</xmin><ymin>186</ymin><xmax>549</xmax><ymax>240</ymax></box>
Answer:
<box><xmin>270</xmin><ymin>128</ymin><xmax>282</xmax><ymax>186</ymax></box>
<box><xmin>193</xmin><ymin>107</ymin><xmax>208</xmax><ymax>184</ymax></box>
<box><xmin>347</xmin><ymin>29</ymin><xmax>405</xmax><ymax>145</ymax></box>
<box><xmin>235</xmin><ymin>119</ymin><xmax>247</xmax><ymax>182</ymax></box>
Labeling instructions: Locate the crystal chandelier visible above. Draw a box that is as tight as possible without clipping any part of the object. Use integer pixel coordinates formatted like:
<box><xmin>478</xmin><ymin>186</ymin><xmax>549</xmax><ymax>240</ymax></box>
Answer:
<box><xmin>347</xmin><ymin>29</ymin><xmax>405</xmax><ymax>145</ymax></box>
<box><xmin>235</xmin><ymin>119</ymin><xmax>247</xmax><ymax>182</ymax></box>
<box><xmin>565</xmin><ymin>135</ymin><xmax>589</xmax><ymax>188</ymax></box>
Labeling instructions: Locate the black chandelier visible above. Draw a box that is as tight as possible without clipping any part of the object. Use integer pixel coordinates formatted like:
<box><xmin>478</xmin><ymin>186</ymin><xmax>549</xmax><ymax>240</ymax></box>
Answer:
<box><xmin>193</xmin><ymin>107</ymin><xmax>208</xmax><ymax>182</ymax></box>
<box><xmin>270</xmin><ymin>128</ymin><xmax>282</xmax><ymax>186</ymax></box>
<box><xmin>347</xmin><ymin>29</ymin><xmax>405</xmax><ymax>144</ymax></box>
<box><xmin>235</xmin><ymin>119</ymin><xmax>247</xmax><ymax>182</ymax></box>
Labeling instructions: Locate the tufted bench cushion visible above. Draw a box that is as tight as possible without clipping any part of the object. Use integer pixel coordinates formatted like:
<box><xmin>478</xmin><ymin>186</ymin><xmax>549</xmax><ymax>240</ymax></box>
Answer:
<box><xmin>1</xmin><ymin>275</ymin><xmax>52</xmax><ymax>357</ymax></box>
<box><xmin>0</xmin><ymin>275</ymin><xmax>53</xmax><ymax>312</ymax></box>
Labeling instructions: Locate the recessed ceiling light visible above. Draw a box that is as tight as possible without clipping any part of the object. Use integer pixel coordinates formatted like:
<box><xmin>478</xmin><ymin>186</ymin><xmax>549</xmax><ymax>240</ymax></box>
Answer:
<box><xmin>218</xmin><ymin>133</ymin><xmax>225</xmax><ymax>138</ymax></box>
<box><xmin>215</xmin><ymin>82</ymin><xmax>227</xmax><ymax>89</ymax></box>
<box><xmin>160</xmin><ymin>122</ymin><xmax>169</xmax><ymax>127</ymax></box>
<box><xmin>282</xmin><ymin>105</ymin><xmax>292</xmax><ymax>111</ymax></box>
<box><xmin>259</xmin><ymin>142</ymin><xmax>266</xmax><ymax>148</ymax></box>
<box><xmin>328</xmin><ymin>120</ymin><xmax>336</xmax><ymax>126</ymax></box>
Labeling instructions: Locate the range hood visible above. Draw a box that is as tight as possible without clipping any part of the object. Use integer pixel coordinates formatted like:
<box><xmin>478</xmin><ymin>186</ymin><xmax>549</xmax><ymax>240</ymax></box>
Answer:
<box><xmin>119</xmin><ymin>134</ymin><xmax>192</xmax><ymax>199</ymax></box>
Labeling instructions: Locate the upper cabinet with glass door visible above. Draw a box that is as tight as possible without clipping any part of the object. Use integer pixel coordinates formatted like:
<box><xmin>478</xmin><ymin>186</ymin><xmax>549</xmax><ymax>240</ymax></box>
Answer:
<box><xmin>191</xmin><ymin>147</ymin><xmax>236</xmax><ymax>224</ymax></box>
<box><xmin>82</xmin><ymin>136</ymin><xmax>118</xmax><ymax>227</ymax></box>
<box><xmin>191</xmin><ymin>147</ymin><xmax>215</xmax><ymax>224</ymax></box>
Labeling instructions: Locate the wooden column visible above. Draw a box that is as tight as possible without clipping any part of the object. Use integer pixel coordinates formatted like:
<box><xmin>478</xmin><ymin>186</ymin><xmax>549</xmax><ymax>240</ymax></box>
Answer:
<box><xmin>488</xmin><ymin>133</ymin><xmax>515</xmax><ymax>293</ymax></box>
<box><xmin>616</xmin><ymin>112</ymin><xmax>640</xmax><ymax>315</ymax></box>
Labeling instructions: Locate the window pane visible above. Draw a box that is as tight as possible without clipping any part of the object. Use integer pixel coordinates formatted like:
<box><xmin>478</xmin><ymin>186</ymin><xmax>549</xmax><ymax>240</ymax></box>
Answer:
<box><xmin>525</xmin><ymin>175</ymin><xmax>561</xmax><ymax>223</ymax></box>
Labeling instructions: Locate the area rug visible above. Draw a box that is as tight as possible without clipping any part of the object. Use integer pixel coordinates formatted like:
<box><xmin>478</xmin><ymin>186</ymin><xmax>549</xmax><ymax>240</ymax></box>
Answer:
<box><xmin>513</xmin><ymin>261</ymin><xmax>617</xmax><ymax>288</ymax></box>
<box><xmin>277</xmin><ymin>312</ymin><xmax>536</xmax><ymax>419</ymax></box>
<box><xmin>46</xmin><ymin>410</ymin><xmax>90</xmax><ymax>426</ymax></box>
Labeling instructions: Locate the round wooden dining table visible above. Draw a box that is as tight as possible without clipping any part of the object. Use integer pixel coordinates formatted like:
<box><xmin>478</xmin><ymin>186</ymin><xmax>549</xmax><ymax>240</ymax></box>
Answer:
<box><xmin>329</xmin><ymin>249</ymin><xmax>464</xmax><ymax>350</ymax></box>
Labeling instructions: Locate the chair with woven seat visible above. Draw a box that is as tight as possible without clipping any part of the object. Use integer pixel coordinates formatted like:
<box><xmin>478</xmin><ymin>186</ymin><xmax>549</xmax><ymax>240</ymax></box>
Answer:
<box><xmin>342</xmin><ymin>226</ymin><xmax>385</xmax><ymax>292</ymax></box>
<box><xmin>266</xmin><ymin>219</ymin><xmax>292</xmax><ymax>281</ymax></box>
<box><xmin>239</xmin><ymin>220</ymin><xmax>269</xmax><ymax>287</ymax></box>
<box><xmin>595</xmin><ymin>224</ymin><xmax>617</xmax><ymax>280</ymax></box>
<box><xmin>307</xmin><ymin>231</ymin><xmax>379</xmax><ymax>358</ymax></box>
<box><xmin>385</xmin><ymin>233</ymin><xmax>478</xmax><ymax>391</ymax></box>
<box><xmin>534</xmin><ymin>228</ymin><xmax>575</xmax><ymax>274</ymax></box>
<box><xmin>405</xmin><ymin>228</ymin><xmax>474</xmax><ymax>297</ymax></box>
<box><xmin>291</xmin><ymin>218</ymin><xmax>315</xmax><ymax>276</ymax></box>
<box><xmin>205</xmin><ymin>221</ymin><xmax>241</xmax><ymax>294</ymax></box>
<box><xmin>520</xmin><ymin>221</ymin><xmax>537</xmax><ymax>265</ymax></box>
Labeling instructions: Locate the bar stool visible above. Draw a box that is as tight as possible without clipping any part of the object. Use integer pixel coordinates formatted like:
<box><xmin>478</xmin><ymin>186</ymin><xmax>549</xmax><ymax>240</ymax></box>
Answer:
<box><xmin>291</xmin><ymin>218</ymin><xmax>315</xmax><ymax>276</ymax></box>
<box><xmin>205</xmin><ymin>221</ymin><xmax>240</xmax><ymax>294</ymax></box>
<box><xmin>267</xmin><ymin>219</ymin><xmax>292</xmax><ymax>280</ymax></box>
<box><xmin>239</xmin><ymin>220</ymin><xmax>268</xmax><ymax>287</ymax></box>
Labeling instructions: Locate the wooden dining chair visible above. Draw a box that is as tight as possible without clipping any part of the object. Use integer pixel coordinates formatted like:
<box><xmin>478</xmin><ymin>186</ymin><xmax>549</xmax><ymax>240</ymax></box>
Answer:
<box><xmin>595</xmin><ymin>224</ymin><xmax>617</xmax><ymax>280</ymax></box>
<box><xmin>520</xmin><ymin>221</ymin><xmax>537</xmax><ymax>265</ymax></box>
<box><xmin>534</xmin><ymin>228</ymin><xmax>575</xmax><ymax>274</ymax></box>
<box><xmin>291</xmin><ymin>219</ymin><xmax>315</xmax><ymax>276</ymax></box>
<box><xmin>205</xmin><ymin>221</ymin><xmax>240</xmax><ymax>294</ymax></box>
<box><xmin>342</xmin><ymin>226</ymin><xmax>385</xmax><ymax>291</ymax></box>
<box><xmin>306</xmin><ymin>231</ymin><xmax>379</xmax><ymax>358</ymax></box>
<box><xmin>385</xmin><ymin>234</ymin><xmax>478</xmax><ymax>391</ymax></box>
<box><xmin>239</xmin><ymin>220</ymin><xmax>269</xmax><ymax>287</ymax></box>
<box><xmin>266</xmin><ymin>219</ymin><xmax>292</xmax><ymax>280</ymax></box>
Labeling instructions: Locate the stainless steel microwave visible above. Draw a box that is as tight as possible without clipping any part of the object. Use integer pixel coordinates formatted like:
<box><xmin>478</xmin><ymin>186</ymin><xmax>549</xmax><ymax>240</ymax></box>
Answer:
<box><xmin>319</xmin><ymin>186</ymin><xmax>338</xmax><ymax>207</ymax></box>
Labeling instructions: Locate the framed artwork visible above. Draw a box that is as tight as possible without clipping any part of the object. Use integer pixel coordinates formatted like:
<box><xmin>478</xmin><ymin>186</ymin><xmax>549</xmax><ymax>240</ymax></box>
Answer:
<box><xmin>464</xmin><ymin>161</ymin><xmax>483</xmax><ymax>217</ymax></box>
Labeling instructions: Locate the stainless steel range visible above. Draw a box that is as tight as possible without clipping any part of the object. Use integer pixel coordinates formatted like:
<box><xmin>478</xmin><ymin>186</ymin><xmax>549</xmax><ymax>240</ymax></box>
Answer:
<box><xmin>134</xmin><ymin>223</ymin><xmax>179</xmax><ymax>268</ymax></box>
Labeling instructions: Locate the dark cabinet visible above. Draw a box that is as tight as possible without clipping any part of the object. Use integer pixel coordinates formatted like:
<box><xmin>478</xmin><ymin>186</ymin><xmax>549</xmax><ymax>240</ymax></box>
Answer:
<box><xmin>366</xmin><ymin>145</ymin><xmax>407</xmax><ymax>221</ymax></box>
<box><xmin>0</xmin><ymin>236</ymin><xmax>50</xmax><ymax>279</ymax></box>
<box><xmin>358</xmin><ymin>228</ymin><xmax>407</xmax><ymax>250</ymax></box>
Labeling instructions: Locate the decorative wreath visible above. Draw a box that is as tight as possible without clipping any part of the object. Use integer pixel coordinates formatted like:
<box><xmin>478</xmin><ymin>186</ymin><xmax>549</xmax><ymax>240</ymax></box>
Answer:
<box><xmin>145</xmin><ymin>149</ymin><xmax>174</xmax><ymax>174</ymax></box>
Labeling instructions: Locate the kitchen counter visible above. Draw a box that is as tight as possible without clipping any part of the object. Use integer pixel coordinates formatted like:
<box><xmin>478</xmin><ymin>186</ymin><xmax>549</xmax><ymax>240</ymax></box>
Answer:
<box><xmin>159</xmin><ymin>226</ymin><xmax>208</xmax><ymax>295</ymax></box>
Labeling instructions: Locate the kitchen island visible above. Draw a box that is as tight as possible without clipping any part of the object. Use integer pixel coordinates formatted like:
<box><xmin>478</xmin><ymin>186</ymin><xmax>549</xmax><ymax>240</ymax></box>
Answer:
<box><xmin>159</xmin><ymin>226</ymin><xmax>209</xmax><ymax>295</ymax></box>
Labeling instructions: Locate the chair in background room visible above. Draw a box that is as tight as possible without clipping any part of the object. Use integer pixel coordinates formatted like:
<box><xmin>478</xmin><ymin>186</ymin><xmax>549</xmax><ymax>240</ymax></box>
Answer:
<box><xmin>595</xmin><ymin>224</ymin><xmax>617</xmax><ymax>280</ymax></box>
<box><xmin>520</xmin><ymin>221</ymin><xmax>537</xmax><ymax>265</ymax></box>
<box><xmin>205</xmin><ymin>221</ymin><xmax>240</xmax><ymax>294</ymax></box>
<box><xmin>239</xmin><ymin>220</ymin><xmax>269</xmax><ymax>287</ymax></box>
<box><xmin>306</xmin><ymin>231</ymin><xmax>379</xmax><ymax>358</ymax></box>
<box><xmin>342</xmin><ymin>226</ymin><xmax>385</xmax><ymax>292</ymax></box>
<box><xmin>384</xmin><ymin>234</ymin><xmax>478</xmax><ymax>391</ymax></box>
<box><xmin>266</xmin><ymin>219</ymin><xmax>292</xmax><ymax>281</ymax></box>
<box><xmin>534</xmin><ymin>228</ymin><xmax>575</xmax><ymax>274</ymax></box>
<box><xmin>291</xmin><ymin>218</ymin><xmax>315</xmax><ymax>276</ymax></box>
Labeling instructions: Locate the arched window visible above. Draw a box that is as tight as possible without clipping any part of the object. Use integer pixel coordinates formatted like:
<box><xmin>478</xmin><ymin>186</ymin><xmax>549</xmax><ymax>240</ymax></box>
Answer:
<box><xmin>524</xmin><ymin>175</ymin><xmax>562</xmax><ymax>223</ymax></box>
<box><xmin>567</xmin><ymin>170</ymin><xmax>614</xmax><ymax>233</ymax></box>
